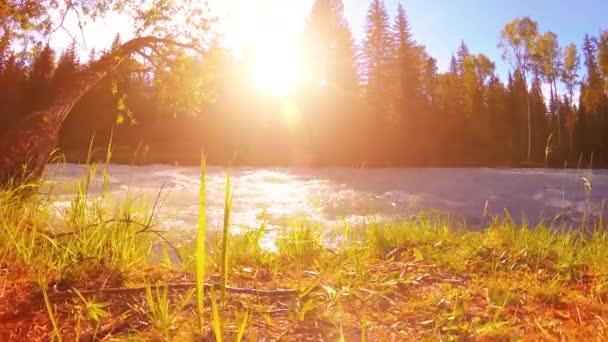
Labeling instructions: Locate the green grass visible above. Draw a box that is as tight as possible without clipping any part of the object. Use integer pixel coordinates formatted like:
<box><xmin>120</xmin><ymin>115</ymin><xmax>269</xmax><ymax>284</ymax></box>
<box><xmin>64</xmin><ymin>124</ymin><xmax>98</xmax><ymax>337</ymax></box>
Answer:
<box><xmin>195</xmin><ymin>152</ymin><xmax>207</xmax><ymax>335</ymax></box>
<box><xmin>3</xmin><ymin>159</ymin><xmax>608</xmax><ymax>340</ymax></box>
<box><xmin>39</xmin><ymin>277</ymin><xmax>62</xmax><ymax>342</ymax></box>
<box><xmin>220</xmin><ymin>168</ymin><xmax>232</xmax><ymax>306</ymax></box>
<box><xmin>144</xmin><ymin>283</ymin><xmax>194</xmax><ymax>340</ymax></box>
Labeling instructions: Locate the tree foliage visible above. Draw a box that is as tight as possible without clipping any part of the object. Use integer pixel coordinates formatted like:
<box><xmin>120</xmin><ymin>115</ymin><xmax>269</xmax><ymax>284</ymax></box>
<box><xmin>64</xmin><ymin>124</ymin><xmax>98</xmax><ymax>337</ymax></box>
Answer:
<box><xmin>2</xmin><ymin>1</ymin><xmax>608</xmax><ymax>169</ymax></box>
<box><xmin>498</xmin><ymin>16</ymin><xmax>540</xmax><ymax>161</ymax></box>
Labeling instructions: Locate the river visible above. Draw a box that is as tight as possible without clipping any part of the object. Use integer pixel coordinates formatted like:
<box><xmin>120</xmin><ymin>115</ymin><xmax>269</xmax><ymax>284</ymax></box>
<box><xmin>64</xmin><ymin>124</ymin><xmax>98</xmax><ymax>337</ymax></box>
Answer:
<box><xmin>44</xmin><ymin>164</ymin><xmax>608</xmax><ymax>234</ymax></box>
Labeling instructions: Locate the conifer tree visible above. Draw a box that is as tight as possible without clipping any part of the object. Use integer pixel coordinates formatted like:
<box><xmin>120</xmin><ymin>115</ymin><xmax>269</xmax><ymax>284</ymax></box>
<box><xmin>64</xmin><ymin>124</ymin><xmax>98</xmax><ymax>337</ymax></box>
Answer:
<box><xmin>581</xmin><ymin>35</ymin><xmax>603</xmax><ymax>125</ymax></box>
<box><xmin>456</xmin><ymin>40</ymin><xmax>471</xmax><ymax>76</ymax></box>
<box><xmin>27</xmin><ymin>43</ymin><xmax>56</xmax><ymax>112</ymax></box>
<box><xmin>530</xmin><ymin>74</ymin><xmax>549</xmax><ymax>161</ymax></box>
<box><xmin>301</xmin><ymin>0</ymin><xmax>361</xmax><ymax>164</ymax></box>
<box><xmin>53</xmin><ymin>41</ymin><xmax>79</xmax><ymax>90</ymax></box>
<box><xmin>362</xmin><ymin>0</ymin><xmax>392</xmax><ymax>112</ymax></box>
<box><xmin>507</xmin><ymin>69</ymin><xmax>528</xmax><ymax>161</ymax></box>
<box><xmin>392</xmin><ymin>3</ymin><xmax>421</xmax><ymax>113</ymax></box>
<box><xmin>303</xmin><ymin>0</ymin><xmax>358</xmax><ymax>91</ymax></box>
<box><xmin>361</xmin><ymin>0</ymin><xmax>393</xmax><ymax>163</ymax></box>
<box><xmin>487</xmin><ymin>75</ymin><xmax>508</xmax><ymax>163</ymax></box>
<box><xmin>0</xmin><ymin>54</ymin><xmax>27</xmax><ymax>130</ymax></box>
<box><xmin>390</xmin><ymin>3</ymin><xmax>425</xmax><ymax>162</ymax></box>
<box><xmin>421</xmin><ymin>55</ymin><xmax>438</xmax><ymax>107</ymax></box>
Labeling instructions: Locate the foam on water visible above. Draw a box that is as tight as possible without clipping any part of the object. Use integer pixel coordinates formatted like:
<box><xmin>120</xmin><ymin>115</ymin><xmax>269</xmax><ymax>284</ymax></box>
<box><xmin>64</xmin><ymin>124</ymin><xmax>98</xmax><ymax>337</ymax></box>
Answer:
<box><xmin>44</xmin><ymin>164</ymin><xmax>608</xmax><ymax>233</ymax></box>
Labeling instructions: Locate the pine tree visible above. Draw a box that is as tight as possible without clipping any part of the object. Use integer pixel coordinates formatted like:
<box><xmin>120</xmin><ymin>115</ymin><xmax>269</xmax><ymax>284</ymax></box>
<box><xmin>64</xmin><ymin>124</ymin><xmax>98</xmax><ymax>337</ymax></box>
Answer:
<box><xmin>390</xmin><ymin>3</ymin><xmax>426</xmax><ymax>162</ymax></box>
<box><xmin>434</xmin><ymin>56</ymin><xmax>467</xmax><ymax>163</ymax></box>
<box><xmin>0</xmin><ymin>54</ymin><xmax>28</xmax><ymax>130</ymax></box>
<box><xmin>574</xmin><ymin>83</ymin><xmax>592</xmax><ymax>164</ymax></box>
<box><xmin>421</xmin><ymin>55</ymin><xmax>438</xmax><ymax>106</ymax></box>
<box><xmin>300</xmin><ymin>0</ymin><xmax>361</xmax><ymax>165</ymax></box>
<box><xmin>27</xmin><ymin>43</ymin><xmax>56</xmax><ymax>112</ymax></box>
<box><xmin>487</xmin><ymin>75</ymin><xmax>508</xmax><ymax>163</ymax></box>
<box><xmin>361</xmin><ymin>0</ymin><xmax>393</xmax><ymax>163</ymax></box>
<box><xmin>580</xmin><ymin>33</ymin><xmax>605</xmax><ymax>162</ymax></box>
<box><xmin>392</xmin><ymin>3</ymin><xmax>421</xmax><ymax>109</ymax></box>
<box><xmin>303</xmin><ymin>0</ymin><xmax>358</xmax><ymax>91</ymax></box>
<box><xmin>507</xmin><ymin>69</ymin><xmax>528</xmax><ymax>162</ymax></box>
<box><xmin>447</xmin><ymin>55</ymin><xmax>465</xmax><ymax>113</ymax></box>
<box><xmin>597</xmin><ymin>31</ymin><xmax>608</xmax><ymax>163</ymax></box>
<box><xmin>392</xmin><ymin>4</ymin><xmax>426</xmax><ymax>115</ymax></box>
<box><xmin>53</xmin><ymin>41</ymin><xmax>80</xmax><ymax>91</ymax></box>
<box><xmin>456</xmin><ymin>40</ymin><xmax>471</xmax><ymax>76</ymax></box>
<box><xmin>462</xmin><ymin>55</ymin><xmax>480</xmax><ymax>120</ymax></box>
<box><xmin>362</xmin><ymin>0</ymin><xmax>392</xmax><ymax>112</ymax></box>
<box><xmin>463</xmin><ymin>54</ymin><xmax>489</xmax><ymax>161</ymax></box>
<box><xmin>530</xmin><ymin>75</ymin><xmax>549</xmax><ymax>161</ymax></box>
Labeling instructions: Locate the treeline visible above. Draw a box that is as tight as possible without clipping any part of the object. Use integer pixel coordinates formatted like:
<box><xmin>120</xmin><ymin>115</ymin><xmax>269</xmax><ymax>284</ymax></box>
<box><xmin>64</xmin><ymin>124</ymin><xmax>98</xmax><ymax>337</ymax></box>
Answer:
<box><xmin>1</xmin><ymin>0</ymin><xmax>608</xmax><ymax>167</ymax></box>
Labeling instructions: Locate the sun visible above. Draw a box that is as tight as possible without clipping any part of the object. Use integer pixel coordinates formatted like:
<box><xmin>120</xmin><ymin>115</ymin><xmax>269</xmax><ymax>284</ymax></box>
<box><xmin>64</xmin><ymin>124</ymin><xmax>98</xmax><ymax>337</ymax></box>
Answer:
<box><xmin>252</xmin><ymin>40</ymin><xmax>301</xmax><ymax>96</ymax></box>
<box><xmin>212</xmin><ymin>0</ymin><xmax>307</xmax><ymax>96</ymax></box>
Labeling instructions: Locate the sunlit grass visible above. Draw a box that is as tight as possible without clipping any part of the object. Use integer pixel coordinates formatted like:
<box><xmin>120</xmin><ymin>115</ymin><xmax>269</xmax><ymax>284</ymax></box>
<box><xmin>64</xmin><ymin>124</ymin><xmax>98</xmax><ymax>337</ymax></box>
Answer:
<box><xmin>3</xmin><ymin>157</ymin><xmax>608</xmax><ymax>340</ymax></box>
<box><xmin>39</xmin><ymin>277</ymin><xmax>62</xmax><ymax>342</ymax></box>
<box><xmin>220</xmin><ymin>168</ymin><xmax>232</xmax><ymax>306</ymax></box>
<box><xmin>144</xmin><ymin>283</ymin><xmax>194</xmax><ymax>340</ymax></box>
<box><xmin>195</xmin><ymin>152</ymin><xmax>207</xmax><ymax>335</ymax></box>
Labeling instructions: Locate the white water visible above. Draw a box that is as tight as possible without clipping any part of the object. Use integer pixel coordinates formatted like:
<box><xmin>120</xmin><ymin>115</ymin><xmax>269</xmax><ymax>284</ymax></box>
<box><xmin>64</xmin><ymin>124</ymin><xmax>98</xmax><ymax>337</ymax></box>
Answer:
<box><xmin>44</xmin><ymin>164</ymin><xmax>608</xmax><ymax>233</ymax></box>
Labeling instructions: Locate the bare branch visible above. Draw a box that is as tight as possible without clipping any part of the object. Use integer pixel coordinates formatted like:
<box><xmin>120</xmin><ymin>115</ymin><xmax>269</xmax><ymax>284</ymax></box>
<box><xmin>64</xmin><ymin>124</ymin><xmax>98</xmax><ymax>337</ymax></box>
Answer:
<box><xmin>70</xmin><ymin>0</ymin><xmax>88</xmax><ymax>50</ymax></box>
<box><xmin>48</xmin><ymin>0</ymin><xmax>88</xmax><ymax>50</ymax></box>
<box><xmin>134</xmin><ymin>50</ymin><xmax>159</xmax><ymax>69</ymax></box>
<box><xmin>49</xmin><ymin>5</ymin><xmax>71</xmax><ymax>36</ymax></box>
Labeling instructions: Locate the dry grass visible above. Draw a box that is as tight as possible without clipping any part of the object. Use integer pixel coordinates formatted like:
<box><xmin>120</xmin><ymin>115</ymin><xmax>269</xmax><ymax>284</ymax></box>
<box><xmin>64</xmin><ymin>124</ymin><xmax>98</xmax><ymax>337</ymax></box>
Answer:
<box><xmin>2</xmin><ymin>163</ymin><xmax>608</xmax><ymax>340</ymax></box>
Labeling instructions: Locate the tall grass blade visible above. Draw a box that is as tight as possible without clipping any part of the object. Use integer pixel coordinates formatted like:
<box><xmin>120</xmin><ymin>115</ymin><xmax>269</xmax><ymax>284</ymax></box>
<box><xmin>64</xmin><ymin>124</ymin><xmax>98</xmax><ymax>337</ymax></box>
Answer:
<box><xmin>39</xmin><ymin>277</ymin><xmax>63</xmax><ymax>342</ymax></box>
<box><xmin>196</xmin><ymin>151</ymin><xmax>207</xmax><ymax>334</ymax></box>
<box><xmin>101</xmin><ymin>129</ymin><xmax>113</xmax><ymax>197</ymax></box>
<box><xmin>85</xmin><ymin>132</ymin><xmax>96</xmax><ymax>166</ymax></box>
<box><xmin>221</xmin><ymin>168</ymin><xmax>232</xmax><ymax>305</ymax></box>
<box><xmin>361</xmin><ymin>320</ymin><xmax>367</xmax><ymax>342</ymax></box>
<box><xmin>236</xmin><ymin>308</ymin><xmax>249</xmax><ymax>342</ymax></box>
<box><xmin>210</xmin><ymin>289</ymin><xmax>223</xmax><ymax>342</ymax></box>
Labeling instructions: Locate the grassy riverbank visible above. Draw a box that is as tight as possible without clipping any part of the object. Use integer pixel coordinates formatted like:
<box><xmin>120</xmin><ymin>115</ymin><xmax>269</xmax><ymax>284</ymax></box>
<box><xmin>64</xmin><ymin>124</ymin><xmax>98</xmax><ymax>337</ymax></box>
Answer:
<box><xmin>2</xmin><ymin>165</ymin><xmax>608</xmax><ymax>340</ymax></box>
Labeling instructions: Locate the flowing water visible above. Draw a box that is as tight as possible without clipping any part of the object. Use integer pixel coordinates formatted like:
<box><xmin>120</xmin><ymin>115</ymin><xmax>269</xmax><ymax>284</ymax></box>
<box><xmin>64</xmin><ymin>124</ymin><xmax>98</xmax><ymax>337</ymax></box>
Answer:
<box><xmin>44</xmin><ymin>164</ymin><xmax>608</xmax><ymax>234</ymax></box>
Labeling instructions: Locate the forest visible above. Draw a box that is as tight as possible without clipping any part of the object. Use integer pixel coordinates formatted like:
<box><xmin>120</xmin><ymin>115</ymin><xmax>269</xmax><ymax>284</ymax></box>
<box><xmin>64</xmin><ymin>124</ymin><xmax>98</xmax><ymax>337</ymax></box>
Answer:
<box><xmin>1</xmin><ymin>0</ymin><xmax>608</xmax><ymax>168</ymax></box>
<box><xmin>5</xmin><ymin>1</ymin><xmax>608</xmax><ymax>340</ymax></box>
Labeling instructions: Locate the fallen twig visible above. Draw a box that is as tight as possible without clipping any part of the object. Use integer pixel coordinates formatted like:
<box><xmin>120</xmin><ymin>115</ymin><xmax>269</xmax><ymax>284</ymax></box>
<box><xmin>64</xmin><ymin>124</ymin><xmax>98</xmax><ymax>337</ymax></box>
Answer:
<box><xmin>52</xmin><ymin>282</ymin><xmax>300</xmax><ymax>300</ymax></box>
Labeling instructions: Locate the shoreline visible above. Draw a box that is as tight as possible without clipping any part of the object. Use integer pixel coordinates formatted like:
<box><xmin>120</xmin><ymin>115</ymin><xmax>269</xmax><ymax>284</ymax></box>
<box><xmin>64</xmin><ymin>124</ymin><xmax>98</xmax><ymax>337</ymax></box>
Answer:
<box><xmin>58</xmin><ymin>148</ymin><xmax>607</xmax><ymax>170</ymax></box>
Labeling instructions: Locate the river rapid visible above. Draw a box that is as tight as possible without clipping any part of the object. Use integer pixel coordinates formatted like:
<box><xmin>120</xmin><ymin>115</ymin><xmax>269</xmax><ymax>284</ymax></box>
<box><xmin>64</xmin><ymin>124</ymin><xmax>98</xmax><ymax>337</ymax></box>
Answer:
<box><xmin>44</xmin><ymin>164</ymin><xmax>608</xmax><ymax>236</ymax></box>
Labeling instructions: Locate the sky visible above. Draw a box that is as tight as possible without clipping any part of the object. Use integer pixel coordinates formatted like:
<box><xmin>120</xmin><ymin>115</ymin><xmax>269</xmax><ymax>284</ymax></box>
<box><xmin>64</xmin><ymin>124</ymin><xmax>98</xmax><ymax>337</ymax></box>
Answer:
<box><xmin>345</xmin><ymin>0</ymin><xmax>608</xmax><ymax>79</ymax></box>
<box><xmin>51</xmin><ymin>0</ymin><xmax>608</xmax><ymax>82</ymax></box>
<box><xmin>214</xmin><ymin>0</ymin><xmax>608</xmax><ymax>100</ymax></box>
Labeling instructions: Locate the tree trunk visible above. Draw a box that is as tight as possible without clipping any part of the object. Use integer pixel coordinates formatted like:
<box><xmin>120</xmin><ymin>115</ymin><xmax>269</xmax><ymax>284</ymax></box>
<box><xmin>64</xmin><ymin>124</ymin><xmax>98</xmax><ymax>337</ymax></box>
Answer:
<box><xmin>553</xmin><ymin>78</ymin><xmax>561</xmax><ymax>149</ymax></box>
<box><xmin>0</xmin><ymin>37</ymin><xmax>180</xmax><ymax>188</ymax></box>
<box><xmin>525</xmin><ymin>74</ymin><xmax>532</xmax><ymax>162</ymax></box>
